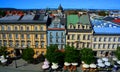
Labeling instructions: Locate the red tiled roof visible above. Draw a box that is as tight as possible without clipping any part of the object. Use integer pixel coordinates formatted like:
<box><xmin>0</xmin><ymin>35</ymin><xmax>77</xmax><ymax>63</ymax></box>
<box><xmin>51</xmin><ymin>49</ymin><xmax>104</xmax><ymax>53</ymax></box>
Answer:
<box><xmin>48</xmin><ymin>28</ymin><xmax>65</xmax><ymax>30</ymax></box>
<box><xmin>112</xmin><ymin>19</ymin><xmax>120</xmax><ymax>23</ymax></box>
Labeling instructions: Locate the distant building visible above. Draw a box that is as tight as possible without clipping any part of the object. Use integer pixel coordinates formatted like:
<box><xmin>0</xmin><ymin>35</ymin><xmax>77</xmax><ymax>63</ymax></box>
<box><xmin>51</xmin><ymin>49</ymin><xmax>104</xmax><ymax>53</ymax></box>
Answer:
<box><xmin>47</xmin><ymin>5</ymin><xmax>66</xmax><ymax>49</ymax></box>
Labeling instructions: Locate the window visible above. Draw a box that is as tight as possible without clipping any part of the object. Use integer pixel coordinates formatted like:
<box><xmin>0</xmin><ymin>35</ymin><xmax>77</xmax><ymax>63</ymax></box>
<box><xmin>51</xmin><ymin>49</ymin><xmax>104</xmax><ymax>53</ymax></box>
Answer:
<box><xmin>88</xmin><ymin>35</ymin><xmax>90</xmax><ymax>40</ymax></box>
<box><xmin>41</xmin><ymin>34</ymin><xmax>44</xmax><ymax>39</ymax></box>
<box><xmin>118</xmin><ymin>37</ymin><xmax>120</xmax><ymax>42</ymax></box>
<box><xmin>109</xmin><ymin>37</ymin><xmax>112</xmax><ymax>41</ymax></box>
<box><xmin>21</xmin><ymin>26</ymin><xmax>23</xmax><ymax>30</ymax></box>
<box><xmin>1</xmin><ymin>25</ymin><xmax>5</xmax><ymax>30</ymax></box>
<box><xmin>98</xmin><ymin>44</ymin><xmax>100</xmax><ymax>49</ymax></box>
<box><xmin>77</xmin><ymin>35</ymin><xmax>80</xmax><ymax>40</ymax></box>
<box><xmin>7</xmin><ymin>26</ymin><xmax>11</xmax><ymax>30</ymax></box>
<box><xmin>3</xmin><ymin>40</ymin><xmax>7</xmax><ymax>46</ymax></box>
<box><xmin>40</xmin><ymin>26</ymin><xmax>43</xmax><ymax>30</ymax></box>
<box><xmin>0</xmin><ymin>40</ymin><xmax>2</xmax><ymax>46</ymax></box>
<box><xmin>21</xmin><ymin>41</ymin><xmax>25</xmax><ymax>47</ymax></box>
<box><xmin>9</xmin><ymin>41</ymin><xmax>13</xmax><ymax>47</ymax></box>
<box><xmin>112</xmin><ymin>44</ymin><xmax>115</xmax><ymax>49</ymax></box>
<box><xmin>26</xmin><ymin>27</ymin><xmax>29</xmax><ymax>31</ymax></box>
<box><xmin>27</xmin><ymin>34</ymin><xmax>30</xmax><ymax>39</ymax></box>
<box><xmin>41</xmin><ymin>41</ymin><xmax>44</xmax><ymax>48</ymax></box>
<box><xmin>15</xmin><ymin>41</ymin><xmax>19</xmax><ymax>47</ymax></box>
<box><xmin>50</xmin><ymin>38</ymin><xmax>52</xmax><ymax>42</ymax></box>
<box><xmin>50</xmin><ymin>32</ymin><xmax>52</xmax><ymax>36</ymax></box>
<box><xmin>69</xmin><ymin>24</ymin><xmax>72</xmax><ymax>28</ymax></box>
<box><xmin>61</xmin><ymin>38</ymin><xmax>64</xmax><ymax>43</ymax></box>
<box><xmin>3</xmin><ymin>34</ymin><xmax>6</xmax><ymax>39</ymax></box>
<box><xmin>9</xmin><ymin>34</ymin><xmax>12</xmax><ymax>39</ymax></box>
<box><xmin>99</xmin><ymin>37</ymin><xmax>101</xmax><ymax>41</ymax></box>
<box><xmin>56</xmin><ymin>38</ymin><xmax>58</xmax><ymax>43</ymax></box>
<box><xmin>94</xmin><ymin>38</ymin><xmax>96</xmax><ymax>42</ymax></box>
<box><xmin>15</xmin><ymin>26</ymin><xmax>18</xmax><ymax>30</ymax></box>
<box><xmin>113</xmin><ymin>37</ymin><xmax>116</xmax><ymax>42</ymax></box>
<box><xmin>56</xmin><ymin>32</ymin><xmax>58</xmax><ymax>36</ymax></box>
<box><xmin>108</xmin><ymin>44</ymin><xmax>110</xmax><ymax>49</ymax></box>
<box><xmin>34</xmin><ymin>26</ymin><xmax>38</xmax><ymax>31</ymax></box>
<box><xmin>93</xmin><ymin>44</ymin><xmax>96</xmax><ymax>49</ymax></box>
<box><xmin>83</xmin><ymin>35</ymin><xmax>85</xmax><ymax>40</ymax></box>
<box><xmin>15</xmin><ymin>34</ymin><xmax>18</xmax><ymax>39</ymax></box>
<box><xmin>61</xmin><ymin>32</ymin><xmax>64</xmax><ymax>36</ymax></box>
<box><xmin>72</xmin><ymin>34</ymin><xmax>74</xmax><ymax>40</ymax></box>
<box><xmin>54</xmin><ymin>22</ymin><xmax>58</xmax><ymax>28</ymax></box>
<box><xmin>21</xmin><ymin>34</ymin><xmax>24</xmax><ymax>39</ymax></box>
<box><xmin>35</xmin><ymin>41</ymin><xmax>39</xmax><ymax>47</ymax></box>
<box><xmin>27</xmin><ymin>41</ymin><xmax>31</xmax><ymax>47</ymax></box>
<box><xmin>103</xmin><ymin>44</ymin><xmax>105</xmax><ymax>49</ymax></box>
<box><xmin>67</xmin><ymin>35</ymin><xmax>70</xmax><ymax>40</ymax></box>
<box><xmin>35</xmin><ymin>34</ymin><xmax>38</xmax><ymax>39</ymax></box>
<box><xmin>78</xmin><ymin>25</ymin><xmax>80</xmax><ymax>29</ymax></box>
<box><xmin>61</xmin><ymin>44</ymin><xmax>64</xmax><ymax>49</ymax></box>
<box><xmin>104</xmin><ymin>37</ymin><xmax>107</xmax><ymax>41</ymax></box>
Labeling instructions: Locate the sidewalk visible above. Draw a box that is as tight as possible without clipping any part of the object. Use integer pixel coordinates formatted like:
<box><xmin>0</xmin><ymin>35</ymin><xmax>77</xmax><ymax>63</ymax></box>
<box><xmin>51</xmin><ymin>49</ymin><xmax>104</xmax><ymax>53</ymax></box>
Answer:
<box><xmin>0</xmin><ymin>59</ymin><xmax>44</xmax><ymax>72</ymax></box>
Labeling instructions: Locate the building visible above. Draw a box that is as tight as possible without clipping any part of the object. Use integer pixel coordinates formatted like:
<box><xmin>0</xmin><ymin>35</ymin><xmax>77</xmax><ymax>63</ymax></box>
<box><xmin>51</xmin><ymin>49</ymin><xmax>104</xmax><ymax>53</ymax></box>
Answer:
<box><xmin>0</xmin><ymin>13</ymin><xmax>48</xmax><ymax>58</ymax></box>
<box><xmin>91</xmin><ymin>18</ymin><xmax>120</xmax><ymax>57</ymax></box>
<box><xmin>66</xmin><ymin>12</ymin><xmax>93</xmax><ymax>49</ymax></box>
<box><xmin>47</xmin><ymin>5</ymin><xmax>66</xmax><ymax>49</ymax></box>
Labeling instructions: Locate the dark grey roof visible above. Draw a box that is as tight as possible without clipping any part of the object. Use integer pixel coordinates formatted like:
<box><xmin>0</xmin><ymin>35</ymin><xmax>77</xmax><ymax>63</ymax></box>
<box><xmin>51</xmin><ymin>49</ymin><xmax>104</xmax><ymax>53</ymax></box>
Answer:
<box><xmin>0</xmin><ymin>13</ymin><xmax>48</xmax><ymax>24</ymax></box>
<box><xmin>103</xmin><ymin>17</ymin><xmax>114</xmax><ymax>21</ymax></box>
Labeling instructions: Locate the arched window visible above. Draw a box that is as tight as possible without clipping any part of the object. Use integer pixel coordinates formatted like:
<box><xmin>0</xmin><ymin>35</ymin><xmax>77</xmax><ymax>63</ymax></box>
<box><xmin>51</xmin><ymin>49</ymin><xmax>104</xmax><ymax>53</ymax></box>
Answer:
<box><xmin>15</xmin><ymin>26</ymin><xmax>18</xmax><ymax>30</ymax></box>
<box><xmin>8</xmin><ymin>26</ymin><xmax>11</xmax><ymax>30</ymax></box>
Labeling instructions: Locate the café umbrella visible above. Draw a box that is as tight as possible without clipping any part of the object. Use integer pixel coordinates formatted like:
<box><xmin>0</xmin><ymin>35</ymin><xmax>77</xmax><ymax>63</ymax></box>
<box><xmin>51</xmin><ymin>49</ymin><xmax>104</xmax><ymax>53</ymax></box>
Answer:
<box><xmin>113</xmin><ymin>57</ymin><xmax>117</xmax><ymax>61</ymax></box>
<box><xmin>117</xmin><ymin>61</ymin><xmax>120</xmax><ymax>64</ymax></box>
<box><xmin>98</xmin><ymin>63</ymin><xmax>105</xmax><ymax>67</ymax></box>
<box><xmin>104</xmin><ymin>61</ymin><xmax>110</xmax><ymax>66</ymax></box>
<box><xmin>83</xmin><ymin>64</ymin><xmax>89</xmax><ymax>68</ymax></box>
<box><xmin>90</xmin><ymin>64</ymin><xmax>96</xmax><ymax>68</ymax></box>
<box><xmin>102</xmin><ymin>57</ymin><xmax>108</xmax><ymax>62</ymax></box>
<box><xmin>97</xmin><ymin>59</ymin><xmax>102</xmax><ymax>63</ymax></box>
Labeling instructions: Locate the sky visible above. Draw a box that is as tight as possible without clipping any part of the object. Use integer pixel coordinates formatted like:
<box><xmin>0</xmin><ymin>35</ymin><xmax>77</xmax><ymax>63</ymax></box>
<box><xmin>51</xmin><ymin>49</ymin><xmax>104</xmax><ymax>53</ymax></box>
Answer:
<box><xmin>0</xmin><ymin>0</ymin><xmax>120</xmax><ymax>9</ymax></box>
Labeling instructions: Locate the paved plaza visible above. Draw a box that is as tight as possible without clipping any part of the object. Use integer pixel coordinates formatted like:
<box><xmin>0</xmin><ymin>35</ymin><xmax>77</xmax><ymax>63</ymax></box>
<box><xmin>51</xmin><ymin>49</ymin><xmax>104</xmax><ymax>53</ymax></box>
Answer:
<box><xmin>0</xmin><ymin>59</ymin><xmax>120</xmax><ymax>72</ymax></box>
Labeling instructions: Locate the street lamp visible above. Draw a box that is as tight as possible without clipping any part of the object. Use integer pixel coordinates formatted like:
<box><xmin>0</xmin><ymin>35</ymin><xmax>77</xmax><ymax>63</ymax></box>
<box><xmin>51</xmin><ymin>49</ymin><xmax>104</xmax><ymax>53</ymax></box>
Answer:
<box><xmin>14</xmin><ymin>50</ymin><xmax>17</xmax><ymax>68</ymax></box>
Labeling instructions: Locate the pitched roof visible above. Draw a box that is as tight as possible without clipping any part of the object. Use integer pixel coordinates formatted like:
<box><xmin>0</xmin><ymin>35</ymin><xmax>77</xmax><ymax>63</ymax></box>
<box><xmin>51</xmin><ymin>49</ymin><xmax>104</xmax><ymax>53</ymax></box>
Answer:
<box><xmin>67</xmin><ymin>14</ymin><xmax>91</xmax><ymax>27</ymax></box>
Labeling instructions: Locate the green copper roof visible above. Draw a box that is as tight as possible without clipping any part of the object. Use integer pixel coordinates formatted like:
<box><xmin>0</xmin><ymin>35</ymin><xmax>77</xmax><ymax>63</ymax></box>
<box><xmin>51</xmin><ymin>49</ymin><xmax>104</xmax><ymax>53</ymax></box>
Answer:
<box><xmin>67</xmin><ymin>14</ymin><xmax>91</xmax><ymax>27</ymax></box>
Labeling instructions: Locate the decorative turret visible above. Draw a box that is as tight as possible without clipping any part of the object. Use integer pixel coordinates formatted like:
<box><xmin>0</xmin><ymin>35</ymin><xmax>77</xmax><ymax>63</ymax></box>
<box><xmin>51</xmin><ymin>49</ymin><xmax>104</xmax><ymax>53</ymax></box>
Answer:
<box><xmin>57</xmin><ymin>4</ymin><xmax>63</xmax><ymax>13</ymax></box>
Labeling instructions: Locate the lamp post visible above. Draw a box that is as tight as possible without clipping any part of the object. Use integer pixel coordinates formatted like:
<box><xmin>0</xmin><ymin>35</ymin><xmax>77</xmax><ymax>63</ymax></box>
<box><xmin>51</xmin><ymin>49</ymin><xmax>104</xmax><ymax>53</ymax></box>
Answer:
<box><xmin>14</xmin><ymin>50</ymin><xmax>17</xmax><ymax>68</ymax></box>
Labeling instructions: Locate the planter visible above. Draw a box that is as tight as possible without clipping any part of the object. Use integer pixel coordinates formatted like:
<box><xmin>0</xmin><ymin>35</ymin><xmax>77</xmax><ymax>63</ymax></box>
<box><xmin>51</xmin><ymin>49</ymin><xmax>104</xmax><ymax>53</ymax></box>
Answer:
<box><xmin>51</xmin><ymin>63</ymin><xmax>58</xmax><ymax>69</ymax></box>
<box><xmin>64</xmin><ymin>62</ymin><xmax>71</xmax><ymax>66</ymax></box>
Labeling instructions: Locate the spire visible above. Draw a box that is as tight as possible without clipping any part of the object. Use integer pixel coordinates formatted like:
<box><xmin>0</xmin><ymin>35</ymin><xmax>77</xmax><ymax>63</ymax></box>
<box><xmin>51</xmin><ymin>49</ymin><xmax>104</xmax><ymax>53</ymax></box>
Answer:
<box><xmin>58</xmin><ymin>4</ymin><xmax>63</xmax><ymax>11</ymax></box>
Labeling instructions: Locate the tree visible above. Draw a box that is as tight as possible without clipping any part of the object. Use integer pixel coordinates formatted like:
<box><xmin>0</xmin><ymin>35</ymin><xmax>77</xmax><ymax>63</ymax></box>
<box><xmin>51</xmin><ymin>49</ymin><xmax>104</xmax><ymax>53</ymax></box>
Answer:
<box><xmin>0</xmin><ymin>46</ymin><xmax>9</xmax><ymax>57</ymax></box>
<box><xmin>98</xmin><ymin>11</ymin><xmax>108</xmax><ymax>16</ymax></box>
<box><xmin>115</xmin><ymin>47</ymin><xmax>120</xmax><ymax>60</ymax></box>
<box><xmin>80</xmin><ymin>48</ymin><xmax>95</xmax><ymax>64</ymax></box>
<box><xmin>45</xmin><ymin>44</ymin><xmax>64</xmax><ymax>63</ymax></box>
<box><xmin>22</xmin><ymin>47</ymin><xmax>34</xmax><ymax>63</ymax></box>
<box><xmin>64</xmin><ymin>45</ymin><xmax>80</xmax><ymax>63</ymax></box>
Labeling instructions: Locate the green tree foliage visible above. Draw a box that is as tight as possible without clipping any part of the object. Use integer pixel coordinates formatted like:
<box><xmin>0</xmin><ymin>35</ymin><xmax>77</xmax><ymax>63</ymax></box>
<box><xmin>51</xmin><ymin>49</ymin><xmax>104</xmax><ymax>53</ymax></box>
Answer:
<box><xmin>22</xmin><ymin>48</ymin><xmax>34</xmax><ymax>63</ymax></box>
<box><xmin>115</xmin><ymin>47</ymin><xmax>120</xmax><ymax>60</ymax></box>
<box><xmin>45</xmin><ymin>44</ymin><xmax>64</xmax><ymax>63</ymax></box>
<box><xmin>80</xmin><ymin>48</ymin><xmax>95</xmax><ymax>64</ymax></box>
<box><xmin>0</xmin><ymin>11</ymin><xmax>6</xmax><ymax>17</ymax></box>
<box><xmin>64</xmin><ymin>45</ymin><xmax>80</xmax><ymax>63</ymax></box>
<box><xmin>98</xmin><ymin>11</ymin><xmax>108</xmax><ymax>16</ymax></box>
<box><xmin>0</xmin><ymin>46</ymin><xmax>9</xmax><ymax>57</ymax></box>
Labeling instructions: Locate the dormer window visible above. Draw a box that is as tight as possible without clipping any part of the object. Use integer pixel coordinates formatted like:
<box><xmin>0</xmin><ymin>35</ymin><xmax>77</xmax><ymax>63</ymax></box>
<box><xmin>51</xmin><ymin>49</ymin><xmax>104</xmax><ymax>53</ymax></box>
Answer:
<box><xmin>70</xmin><ymin>24</ymin><xmax>72</xmax><ymax>28</ymax></box>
